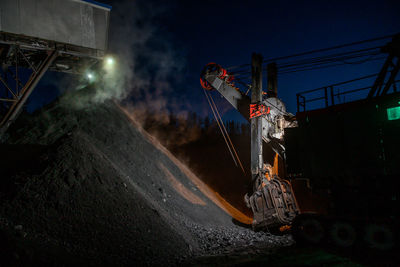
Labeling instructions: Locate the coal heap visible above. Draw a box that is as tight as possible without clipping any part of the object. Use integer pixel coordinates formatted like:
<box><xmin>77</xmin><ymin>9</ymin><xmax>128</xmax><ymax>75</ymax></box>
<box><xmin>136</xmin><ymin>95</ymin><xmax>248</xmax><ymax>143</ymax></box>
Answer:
<box><xmin>0</xmin><ymin>88</ymin><xmax>292</xmax><ymax>266</ymax></box>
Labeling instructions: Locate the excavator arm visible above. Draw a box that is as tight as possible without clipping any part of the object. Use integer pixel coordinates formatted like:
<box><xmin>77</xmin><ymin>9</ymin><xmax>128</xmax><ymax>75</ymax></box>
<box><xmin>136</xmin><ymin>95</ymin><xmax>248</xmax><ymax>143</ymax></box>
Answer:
<box><xmin>201</xmin><ymin>63</ymin><xmax>292</xmax><ymax>157</ymax></box>
<box><xmin>200</xmin><ymin>60</ymin><xmax>299</xmax><ymax>229</ymax></box>
<box><xmin>201</xmin><ymin>63</ymin><xmax>251</xmax><ymax>120</ymax></box>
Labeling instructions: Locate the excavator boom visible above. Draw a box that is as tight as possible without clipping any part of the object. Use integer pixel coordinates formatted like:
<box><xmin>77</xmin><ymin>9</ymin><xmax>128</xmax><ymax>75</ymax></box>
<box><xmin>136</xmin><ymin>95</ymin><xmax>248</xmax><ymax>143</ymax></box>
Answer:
<box><xmin>200</xmin><ymin>56</ymin><xmax>299</xmax><ymax>229</ymax></box>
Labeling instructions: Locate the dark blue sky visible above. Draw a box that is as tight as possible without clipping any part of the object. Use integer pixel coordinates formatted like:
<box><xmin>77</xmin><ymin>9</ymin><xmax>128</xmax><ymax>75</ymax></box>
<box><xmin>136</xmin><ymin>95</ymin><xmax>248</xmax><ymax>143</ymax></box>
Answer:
<box><xmin>30</xmin><ymin>0</ymin><xmax>400</xmax><ymax>122</ymax></box>
<box><xmin>163</xmin><ymin>0</ymin><xmax>400</xmax><ymax>121</ymax></box>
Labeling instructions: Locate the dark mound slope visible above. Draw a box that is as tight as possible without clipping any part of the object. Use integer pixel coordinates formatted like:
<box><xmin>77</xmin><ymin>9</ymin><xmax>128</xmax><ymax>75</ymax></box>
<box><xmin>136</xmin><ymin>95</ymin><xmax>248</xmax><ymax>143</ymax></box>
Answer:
<box><xmin>0</xmin><ymin>89</ymin><xmax>291</xmax><ymax>266</ymax></box>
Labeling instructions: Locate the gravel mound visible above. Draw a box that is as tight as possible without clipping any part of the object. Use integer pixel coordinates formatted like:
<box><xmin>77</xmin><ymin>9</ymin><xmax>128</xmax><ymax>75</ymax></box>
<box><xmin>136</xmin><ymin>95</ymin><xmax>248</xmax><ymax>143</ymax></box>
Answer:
<box><xmin>0</xmin><ymin>89</ymin><xmax>293</xmax><ymax>266</ymax></box>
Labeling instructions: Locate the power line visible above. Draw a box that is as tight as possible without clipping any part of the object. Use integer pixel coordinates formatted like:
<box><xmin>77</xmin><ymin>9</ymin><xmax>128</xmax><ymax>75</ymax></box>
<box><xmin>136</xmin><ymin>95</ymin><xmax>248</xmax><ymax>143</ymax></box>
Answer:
<box><xmin>232</xmin><ymin>51</ymin><xmax>383</xmax><ymax>77</ymax></box>
<box><xmin>279</xmin><ymin>56</ymin><xmax>386</xmax><ymax>75</ymax></box>
<box><xmin>296</xmin><ymin>73</ymin><xmax>380</xmax><ymax>94</ymax></box>
<box><xmin>263</xmin><ymin>34</ymin><xmax>393</xmax><ymax>63</ymax></box>
<box><xmin>230</xmin><ymin>50</ymin><xmax>380</xmax><ymax>75</ymax></box>
<box><xmin>277</xmin><ymin>52</ymin><xmax>380</xmax><ymax>72</ymax></box>
<box><xmin>225</xmin><ymin>33</ymin><xmax>396</xmax><ymax>71</ymax></box>
<box><xmin>224</xmin><ymin>35</ymin><xmax>394</xmax><ymax>91</ymax></box>
<box><xmin>279</xmin><ymin>53</ymin><xmax>382</xmax><ymax>72</ymax></box>
<box><xmin>232</xmin><ymin>47</ymin><xmax>381</xmax><ymax>73</ymax></box>
<box><xmin>277</xmin><ymin>47</ymin><xmax>381</xmax><ymax>69</ymax></box>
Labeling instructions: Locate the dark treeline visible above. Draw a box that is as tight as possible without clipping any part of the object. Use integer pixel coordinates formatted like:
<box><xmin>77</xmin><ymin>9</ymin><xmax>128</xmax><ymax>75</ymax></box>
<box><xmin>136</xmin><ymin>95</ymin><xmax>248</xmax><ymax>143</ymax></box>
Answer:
<box><xmin>143</xmin><ymin>111</ymin><xmax>250</xmax><ymax>140</ymax></box>
<box><xmin>142</xmin><ymin>111</ymin><xmax>253</xmax><ymax>216</ymax></box>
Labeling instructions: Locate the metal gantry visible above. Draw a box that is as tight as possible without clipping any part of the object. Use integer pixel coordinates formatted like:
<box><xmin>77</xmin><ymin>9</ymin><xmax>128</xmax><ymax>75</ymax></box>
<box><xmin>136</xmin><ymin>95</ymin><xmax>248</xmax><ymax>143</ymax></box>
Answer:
<box><xmin>0</xmin><ymin>45</ymin><xmax>57</xmax><ymax>136</ymax></box>
<box><xmin>368</xmin><ymin>35</ymin><xmax>400</xmax><ymax>98</ymax></box>
<box><xmin>0</xmin><ymin>0</ymin><xmax>111</xmax><ymax>138</ymax></box>
<box><xmin>0</xmin><ymin>34</ymin><xmax>102</xmax><ymax>137</ymax></box>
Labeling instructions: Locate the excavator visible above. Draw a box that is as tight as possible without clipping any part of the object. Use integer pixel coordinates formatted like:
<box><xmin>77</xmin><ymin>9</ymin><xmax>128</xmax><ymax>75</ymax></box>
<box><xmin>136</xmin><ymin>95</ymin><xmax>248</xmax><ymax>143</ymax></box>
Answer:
<box><xmin>200</xmin><ymin>54</ymin><xmax>299</xmax><ymax>230</ymax></box>
<box><xmin>200</xmin><ymin>36</ymin><xmax>399</xmax><ymax>251</ymax></box>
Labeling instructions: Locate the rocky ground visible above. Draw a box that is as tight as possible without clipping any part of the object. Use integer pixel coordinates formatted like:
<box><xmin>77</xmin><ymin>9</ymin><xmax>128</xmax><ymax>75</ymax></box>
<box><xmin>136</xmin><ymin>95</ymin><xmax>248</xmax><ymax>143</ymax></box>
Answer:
<box><xmin>0</xmin><ymin>87</ymin><xmax>296</xmax><ymax>266</ymax></box>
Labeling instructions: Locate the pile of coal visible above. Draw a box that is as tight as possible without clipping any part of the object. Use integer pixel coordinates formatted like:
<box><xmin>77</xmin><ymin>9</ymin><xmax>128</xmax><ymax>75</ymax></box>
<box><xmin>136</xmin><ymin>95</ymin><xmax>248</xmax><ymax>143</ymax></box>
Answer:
<box><xmin>0</xmin><ymin>88</ymin><xmax>292</xmax><ymax>266</ymax></box>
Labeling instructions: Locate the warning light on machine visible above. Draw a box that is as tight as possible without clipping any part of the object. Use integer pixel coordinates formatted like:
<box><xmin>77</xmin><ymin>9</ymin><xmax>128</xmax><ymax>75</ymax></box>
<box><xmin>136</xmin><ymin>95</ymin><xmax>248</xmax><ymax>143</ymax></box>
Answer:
<box><xmin>387</xmin><ymin>106</ymin><xmax>400</xmax><ymax>121</ymax></box>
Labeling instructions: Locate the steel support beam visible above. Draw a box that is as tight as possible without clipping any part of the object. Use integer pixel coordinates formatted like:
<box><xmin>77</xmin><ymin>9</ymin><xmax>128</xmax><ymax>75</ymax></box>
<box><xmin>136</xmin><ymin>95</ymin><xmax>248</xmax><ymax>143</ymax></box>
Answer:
<box><xmin>0</xmin><ymin>50</ymin><xmax>58</xmax><ymax>137</ymax></box>
<box><xmin>368</xmin><ymin>35</ymin><xmax>400</xmax><ymax>98</ymax></box>
<box><xmin>368</xmin><ymin>54</ymin><xmax>394</xmax><ymax>98</ymax></box>
<box><xmin>381</xmin><ymin>58</ymin><xmax>400</xmax><ymax>95</ymax></box>
<box><xmin>251</xmin><ymin>53</ymin><xmax>263</xmax><ymax>181</ymax></box>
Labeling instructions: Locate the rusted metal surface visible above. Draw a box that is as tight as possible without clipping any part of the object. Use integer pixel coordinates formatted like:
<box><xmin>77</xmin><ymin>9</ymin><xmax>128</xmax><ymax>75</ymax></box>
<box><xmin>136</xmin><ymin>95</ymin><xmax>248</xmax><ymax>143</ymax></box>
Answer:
<box><xmin>248</xmin><ymin>177</ymin><xmax>299</xmax><ymax>229</ymax></box>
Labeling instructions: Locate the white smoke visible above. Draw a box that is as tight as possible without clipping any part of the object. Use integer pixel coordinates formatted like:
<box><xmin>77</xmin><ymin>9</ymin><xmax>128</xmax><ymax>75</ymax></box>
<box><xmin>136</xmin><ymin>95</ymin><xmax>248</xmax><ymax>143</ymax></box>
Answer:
<box><xmin>87</xmin><ymin>0</ymin><xmax>185</xmax><ymax>113</ymax></box>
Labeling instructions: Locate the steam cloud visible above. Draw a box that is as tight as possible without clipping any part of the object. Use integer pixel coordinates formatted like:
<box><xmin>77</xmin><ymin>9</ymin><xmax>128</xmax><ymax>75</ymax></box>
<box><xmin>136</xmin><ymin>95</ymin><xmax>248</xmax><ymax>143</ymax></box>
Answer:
<box><xmin>61</xmin><ymin>1</ymin><xmax>212</xmax><ymax>146</ymax></box>
<box><xmin>64</xmin><ymin>0</ymin><xmax>233</xmax><ymax>132</ymax></box>
<box><xmin>92</xmin><ymin>0</ymin><xmax>185</xmax><ymax>116</ymax></box>
<box><xmin>97</xmin><ymin>0</ymin><xmax>205</xmax><ymax>146</ymax></box>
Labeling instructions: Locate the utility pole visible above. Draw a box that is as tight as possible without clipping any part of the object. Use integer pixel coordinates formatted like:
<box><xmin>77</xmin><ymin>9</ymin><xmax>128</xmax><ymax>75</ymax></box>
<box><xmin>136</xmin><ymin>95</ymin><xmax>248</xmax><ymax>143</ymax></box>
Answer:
<box><xmin>267</xmin><ymin>62</ymin><xmax>278</xmax><ymax>97</ymax></box>
<box><xmin>251</xmin><ymin>53</ymin><xmax>263</xmax><ymax>183</ymax></box>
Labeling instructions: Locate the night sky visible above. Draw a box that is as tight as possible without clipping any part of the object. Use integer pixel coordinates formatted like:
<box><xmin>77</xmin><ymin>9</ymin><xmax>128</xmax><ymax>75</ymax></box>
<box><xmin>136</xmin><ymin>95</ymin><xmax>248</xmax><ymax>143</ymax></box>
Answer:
<box><xmin>29</xmin><ymin>0</ymin><xmax>400</xmax><ymax>122</ymax></box>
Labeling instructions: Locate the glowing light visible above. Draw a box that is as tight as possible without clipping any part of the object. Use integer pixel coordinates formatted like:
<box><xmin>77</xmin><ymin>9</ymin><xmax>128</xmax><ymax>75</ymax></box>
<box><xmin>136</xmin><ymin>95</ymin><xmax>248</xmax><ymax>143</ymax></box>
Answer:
<box><xmin>104</xmin><ymin>56</ymin><xmax>115</xmax><ymax>71</ymax></box>
<box><xmin>87</xmin><ymin>73</ymin><xmax>93</xmax><ymax>79</ymax></box>
<box><xmin>86</xmin><ymin>72</ymin><xmax>95</xmax><ymax>82</ymax></box>
<box><xmin>387</xmin><ymin>106</ymin><xmax>400</xmax><ymax>121</ymax></box>
<box><xmin>106</xmin><ymin>57</ymin><xmax>114</xmax><ymax>65</ymax></box>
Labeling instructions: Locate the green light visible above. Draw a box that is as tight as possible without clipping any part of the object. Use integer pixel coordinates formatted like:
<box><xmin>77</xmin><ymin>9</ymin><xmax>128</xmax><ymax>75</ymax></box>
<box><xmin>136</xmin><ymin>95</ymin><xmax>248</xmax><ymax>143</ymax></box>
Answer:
<box><xmin>387</xmin><ymin>106</ymin><xmax>400</xmax><ymax>121</ymax></box>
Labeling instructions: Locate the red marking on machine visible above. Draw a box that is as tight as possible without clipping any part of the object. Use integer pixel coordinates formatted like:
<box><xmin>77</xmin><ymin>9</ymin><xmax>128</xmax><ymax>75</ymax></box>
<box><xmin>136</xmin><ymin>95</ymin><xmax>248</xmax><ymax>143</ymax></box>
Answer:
<box><xmin>250</xmin><ymin>104</ymin><xmax>270</xmax><ymax>118</ymax></box>
<box><xmin>200</xmin><ymin>62</ymin><xmax>237</xmax><ymax>90</ymax></box>
<box><xmin>200</xmin><ymin>78</ymin><xmax>212</xmax><ymax>90</ymax></box>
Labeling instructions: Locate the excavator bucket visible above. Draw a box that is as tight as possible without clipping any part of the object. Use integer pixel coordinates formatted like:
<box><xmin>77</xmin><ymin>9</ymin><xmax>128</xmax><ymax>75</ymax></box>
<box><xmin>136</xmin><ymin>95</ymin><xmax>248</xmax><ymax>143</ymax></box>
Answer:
<box><xmin>246</xmin><ymin>177</ymin><xmax>299</xmax><ymax>230</ymax></box>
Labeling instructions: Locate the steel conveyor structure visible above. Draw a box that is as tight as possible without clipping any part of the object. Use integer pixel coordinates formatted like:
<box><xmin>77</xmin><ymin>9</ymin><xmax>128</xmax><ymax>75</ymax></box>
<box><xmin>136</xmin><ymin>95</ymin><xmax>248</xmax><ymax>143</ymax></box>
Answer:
<box><xmin>0</xmin><ymin>0</ymin><xmax>111</xmax><ymax>137</ymax></box>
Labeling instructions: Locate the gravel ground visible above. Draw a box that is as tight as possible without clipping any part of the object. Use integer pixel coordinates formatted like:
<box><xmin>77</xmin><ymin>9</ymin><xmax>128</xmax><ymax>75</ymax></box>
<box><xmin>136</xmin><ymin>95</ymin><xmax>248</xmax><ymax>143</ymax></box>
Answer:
<box><xmin>0</xmin><ymin>88</ymin><xmax>294</xmax><ymax>266</ymax></box>
<box><xmin>182</xmin><ymin>220</ymin><xmax>293</xmax><ymax>257</ymax></box>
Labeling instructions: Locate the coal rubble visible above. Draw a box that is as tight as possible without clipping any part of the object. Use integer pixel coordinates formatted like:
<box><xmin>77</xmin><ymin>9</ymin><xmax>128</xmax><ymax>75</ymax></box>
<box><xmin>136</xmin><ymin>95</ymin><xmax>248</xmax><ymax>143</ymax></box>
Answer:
<box><xmin>0</xmin><ymin>90</ymin><xmax>294</xmax><ymax>266</ymax></box>
<box><xmin>184</xmin><ymin>220</ymin><xmax>293</xmax><ymax>257</ymax></box>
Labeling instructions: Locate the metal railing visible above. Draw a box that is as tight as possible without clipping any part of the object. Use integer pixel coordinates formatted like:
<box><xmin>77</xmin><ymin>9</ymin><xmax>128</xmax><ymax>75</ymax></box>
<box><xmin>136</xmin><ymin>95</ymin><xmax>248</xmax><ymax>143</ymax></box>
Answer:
<box><xmin>296</xmin><ymin>74</ymin><xmax>399</xmax><ymax>112</ymax></box>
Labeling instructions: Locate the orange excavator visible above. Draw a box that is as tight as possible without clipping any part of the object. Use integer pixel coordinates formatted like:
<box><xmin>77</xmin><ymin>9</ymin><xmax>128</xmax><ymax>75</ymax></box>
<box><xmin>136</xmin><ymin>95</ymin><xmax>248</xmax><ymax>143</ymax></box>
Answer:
<box><xmin>200</xmin><ymin>38</ymin><xmax>399</xmax><ymax>251</ymax></box>
<box><xmin>200</xmin><ymin>54</ymin><xmax>299</xmax><ymax>230</ymax></box>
